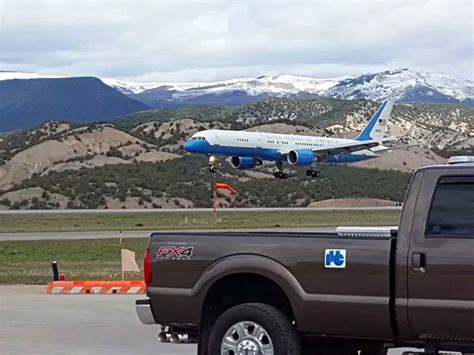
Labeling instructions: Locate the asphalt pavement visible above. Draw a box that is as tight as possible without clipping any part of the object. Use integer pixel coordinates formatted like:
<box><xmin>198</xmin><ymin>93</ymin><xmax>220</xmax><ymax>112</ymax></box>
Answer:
<box><xmin>0</xmin><ymin>286</ymin><xmax>428</xmax><ymax>355</ymax></box>
<box><xmin>0</xmin><ymin>285</ymin><xmax>195</xmax><ymax>355</ymax></box>
<box><xmin>0</xmin><ymin>206</ymin><xmax>401</xmax><ymax>215</ymax></box>
<box><xmin>0</xmin><ymin>227</ymin><xmax>336</xmax><ymax>241</ymax></box>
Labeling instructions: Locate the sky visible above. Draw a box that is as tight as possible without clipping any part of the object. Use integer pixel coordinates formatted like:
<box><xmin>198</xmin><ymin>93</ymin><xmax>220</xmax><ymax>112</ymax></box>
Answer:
<box><xmin>0</xmin><ymin>0</ymin><xmax>472</xmax><ymax>82</ymax></box>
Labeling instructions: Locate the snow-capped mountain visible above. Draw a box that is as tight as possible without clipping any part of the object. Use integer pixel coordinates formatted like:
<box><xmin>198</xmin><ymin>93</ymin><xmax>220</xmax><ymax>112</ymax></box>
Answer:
<box><xmin>2</xmin><ymin>68</ymin><xmax>472</xmax><ymax>107</ymax></box>
<box><xmin>327</xmin><ymin>69</ymin><xmax>473</xmax><ymax>103</ymax></box>
<box><xmin>102</xmin><ymin>69</ymin><xmax>473</xmax><ymax>107</ymax></box>
<box><xmin>102</xmin><ymin>74</ymin><xmax>339</xmax><ymax>96</ymax></box>
<box><xmin>1</xmin><ymin>69</ymin><xmax>473</xmax><ymax>131</ymax></box>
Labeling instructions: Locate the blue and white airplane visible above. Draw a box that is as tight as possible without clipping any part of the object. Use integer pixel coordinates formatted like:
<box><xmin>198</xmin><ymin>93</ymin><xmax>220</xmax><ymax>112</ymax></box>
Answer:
<box><xmin>184</xmin><ymin>101</ymin><xmax>400</xmax><ymax>179</ymax></box>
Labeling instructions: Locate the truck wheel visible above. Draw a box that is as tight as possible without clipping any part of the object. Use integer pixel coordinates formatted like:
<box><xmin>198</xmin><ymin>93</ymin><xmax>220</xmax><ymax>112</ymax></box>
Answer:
<box><xmin>208</xmin><ymin>303</ymin><xmax>300</xmax><ymax>355</ymax></box>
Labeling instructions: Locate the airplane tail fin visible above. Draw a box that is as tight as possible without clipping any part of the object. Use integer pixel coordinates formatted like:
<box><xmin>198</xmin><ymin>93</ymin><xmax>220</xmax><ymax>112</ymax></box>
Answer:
<box><xmin>356</xmin><ymin>101</ymin><xmax>393</xmax><ymax>143</ymax></box>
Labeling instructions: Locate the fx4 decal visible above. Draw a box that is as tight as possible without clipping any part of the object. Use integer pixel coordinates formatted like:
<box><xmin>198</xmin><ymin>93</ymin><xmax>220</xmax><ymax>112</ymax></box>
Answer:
<box><xmin>157</xmin><ymin>246</ymin><xmax>194</xmax><ymax>260</ymax></box>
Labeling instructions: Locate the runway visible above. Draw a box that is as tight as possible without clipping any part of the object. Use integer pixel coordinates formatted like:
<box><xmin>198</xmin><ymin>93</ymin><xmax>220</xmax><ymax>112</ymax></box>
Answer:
<box><xmin>0</xmin><ymin>285</ymin><xmax>195</xmax><ymax>355</ymax></box>
<box><xmin>0</xmin><ymin>286</ymin><xmax>424</xmax><ymax>355</ymax></box>
<box><xmin>0</xmin><ymin>206</ymin><xmax>401</xmax><ymax>215</ymax></box>
<box><xmin>0</xmin><ymin>227</ymin><xmax>336</xmax><ymax>241</ymax></box>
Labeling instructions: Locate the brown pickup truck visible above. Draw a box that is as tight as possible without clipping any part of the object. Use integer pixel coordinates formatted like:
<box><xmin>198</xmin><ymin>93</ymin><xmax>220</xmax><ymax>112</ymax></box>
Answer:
<box><xmin>136</xmin><ymin>158</ymin><xmax>474</xmax><ymax>355</ymax></box>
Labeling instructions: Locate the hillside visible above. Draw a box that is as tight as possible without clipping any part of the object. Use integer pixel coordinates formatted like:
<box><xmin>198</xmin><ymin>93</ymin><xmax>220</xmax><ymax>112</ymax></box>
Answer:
<box><xmin>0</xmin><ymin>77</ymin><xmax>148</xmax><ymax>131</ymax></box>
<box><xmin>0</xmin><ymin>124</ymin><xmax>179</xmax><ymax>191</ymax></box>
<box><xmin>0</xmin><ymin>98</ymin><xmax>472</xmax><ymax>209</ymax></box>
<box><xmin>118</xmin><ymin>98</ymin><xmax>474</xmax><ymax>153</ymax></box>
<box><xmin>2</xmin><ymin>156</ymin><xmax>412</xmax><ymax>210</ymax></box>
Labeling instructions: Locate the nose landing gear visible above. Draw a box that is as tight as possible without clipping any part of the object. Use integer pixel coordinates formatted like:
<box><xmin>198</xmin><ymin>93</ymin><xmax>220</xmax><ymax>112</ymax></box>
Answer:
<box><xmin>208</xmin><ymin>156</ymin><xmax>217</xmax><ymax>173</ymax></box>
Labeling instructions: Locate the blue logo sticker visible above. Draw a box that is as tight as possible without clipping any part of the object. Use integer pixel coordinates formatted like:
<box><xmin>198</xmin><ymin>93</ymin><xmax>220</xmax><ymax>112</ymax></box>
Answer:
<box><xmin>325</xmin><ymin>249</ymin><xmax>346</xmax><ymax>268</ymax></box>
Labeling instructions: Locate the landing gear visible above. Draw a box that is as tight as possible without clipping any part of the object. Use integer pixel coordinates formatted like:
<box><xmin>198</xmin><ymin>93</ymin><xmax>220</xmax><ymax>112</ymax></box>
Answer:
<box><xmin>273</xmin><ymin>162</ymin><xmax>289</xmax><ymax>179</ymax></box>
<box><xmin>273</xmin><ymin>171</ymin><xmax>289</xmax><ymax>179</ymax></box>
<box><xmin>208</xmin><ymin>156</ymin><xmax>217</xmax><ymax>173</ymax></box>
<box><xmin>306</xmin><ymin>169</ymin><xmax>321</xmax><ymax>178</ymax></box>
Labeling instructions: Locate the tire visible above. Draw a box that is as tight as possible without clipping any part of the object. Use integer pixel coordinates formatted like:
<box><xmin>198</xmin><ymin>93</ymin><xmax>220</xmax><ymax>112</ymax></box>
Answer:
<box><xmin>198</xmin><ymin>321</ymin><xmax>211</xmax><ymax>355</ymax></box>
<box><xmin>208</xmin><ymin>303</ymin><xmax>300</xmax><ymax>355</ymax></box>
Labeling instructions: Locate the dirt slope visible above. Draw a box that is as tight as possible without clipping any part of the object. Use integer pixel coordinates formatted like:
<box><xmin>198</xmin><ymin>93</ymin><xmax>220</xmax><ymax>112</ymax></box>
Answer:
<box><xmin>0</xmin><ymin>126</ymin><xmax>151</xmax><ymax>190</ymax></box>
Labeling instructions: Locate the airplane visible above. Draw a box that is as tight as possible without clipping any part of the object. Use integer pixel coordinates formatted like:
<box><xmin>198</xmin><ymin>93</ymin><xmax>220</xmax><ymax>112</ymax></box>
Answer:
<box><xmin>184</xmin><ymin>101</ymin><xmax>406</xmax><ymax>179</ymax></box>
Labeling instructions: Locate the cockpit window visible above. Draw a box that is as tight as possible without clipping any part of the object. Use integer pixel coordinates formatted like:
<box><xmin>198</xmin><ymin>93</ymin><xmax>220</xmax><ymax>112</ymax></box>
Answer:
<box><xmin>191</xmin><ymin>136</ymin><xmax>205</xmax><ymax>141</ymax></box>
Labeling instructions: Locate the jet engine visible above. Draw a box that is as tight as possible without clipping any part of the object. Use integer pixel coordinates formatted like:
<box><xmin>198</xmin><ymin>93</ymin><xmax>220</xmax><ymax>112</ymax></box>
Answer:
<box><xmin>287</xmin><ymin>150</ymin><xmax>315</xmax><ymax>166</ymax></box>
<box><xmin>230</xmin><ymin>156</ymin><xmax>261</xmax><ymax>170</ymax></box>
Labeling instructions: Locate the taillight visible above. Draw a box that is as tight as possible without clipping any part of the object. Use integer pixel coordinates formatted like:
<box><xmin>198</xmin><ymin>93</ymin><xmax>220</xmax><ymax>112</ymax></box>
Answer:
<box><xmin>144</xmin><ymin>248</ymin><xmax>152</xmax><ymax>284</ymax></box>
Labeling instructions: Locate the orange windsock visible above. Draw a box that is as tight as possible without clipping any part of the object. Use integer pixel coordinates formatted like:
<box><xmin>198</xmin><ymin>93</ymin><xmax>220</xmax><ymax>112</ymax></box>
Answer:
<box><xmin>213</xmin><ymin>183</ymin><xmax>237</xmax><ymax>194</ymax></box>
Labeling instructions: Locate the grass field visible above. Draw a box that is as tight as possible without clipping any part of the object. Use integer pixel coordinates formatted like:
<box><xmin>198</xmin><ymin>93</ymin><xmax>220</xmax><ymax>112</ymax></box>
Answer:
<box><xmin>0</xmin><ymin>209</ymin><xmax>401</xmax><ymax>284</ymax></box>
<box><xmin>0</xmin><ymin>238</ymin><xmax>148</xmax><ymax>284</ymax></box>
<box><xmin>0</xmin><ymin>210</ymin><xmax>400</xmax><ymax>233</ymax></box>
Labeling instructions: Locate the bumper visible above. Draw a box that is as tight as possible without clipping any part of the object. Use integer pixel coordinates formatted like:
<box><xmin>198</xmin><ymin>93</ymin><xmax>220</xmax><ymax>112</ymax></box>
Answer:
<box><xmin>135</xmin><ymin>299</ymin><xmax>156</xmax><ymax>324</ymax></box>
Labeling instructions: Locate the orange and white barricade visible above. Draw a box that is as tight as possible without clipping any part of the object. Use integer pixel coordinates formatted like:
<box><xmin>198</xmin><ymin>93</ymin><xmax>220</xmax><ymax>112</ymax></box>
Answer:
<box><xmin>47</xmin><ymin>280</ymin><xmax>145</xmax><ymax>294</ymax></box>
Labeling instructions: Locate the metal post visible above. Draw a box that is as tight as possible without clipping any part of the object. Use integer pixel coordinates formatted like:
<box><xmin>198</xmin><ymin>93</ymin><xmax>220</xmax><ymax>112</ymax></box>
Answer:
<box><xmin>213</xmin><ymin>190</ymin><xmax>217</xmax><ymax>224</ymax></box>
<box><xmin>213</xmin><ymin>172</ymin><xmax>217</xmax><ymax>224</ymax></box>
<box><xmin>51</xmin><ymin>261</ymin><xmax>59</xmax><ymax>281</ymax></box>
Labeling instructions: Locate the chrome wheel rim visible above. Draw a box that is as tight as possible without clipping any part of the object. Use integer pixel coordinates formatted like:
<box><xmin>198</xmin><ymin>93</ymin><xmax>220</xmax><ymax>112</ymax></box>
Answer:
<box><xmin>221</xmin><ymin>321</ymin><xmax>274</xmax><ymax>355</ymax></box>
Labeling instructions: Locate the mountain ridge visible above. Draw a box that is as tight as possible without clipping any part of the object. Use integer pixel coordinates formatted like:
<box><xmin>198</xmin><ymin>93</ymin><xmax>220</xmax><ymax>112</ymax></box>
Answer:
<box><xmin>102</xmin><ymin>68</ymin><xmax>473</xmax><ymax>107</ymax></box>
<box><xmin>0</xmin><ymin>69</ymin><xmax>472</xmax><ymax>132</ymax></box>
<box><xmin>0</xmin><ymin>76</ymin><xmax>149</xmax><ymax>131</ymax></box>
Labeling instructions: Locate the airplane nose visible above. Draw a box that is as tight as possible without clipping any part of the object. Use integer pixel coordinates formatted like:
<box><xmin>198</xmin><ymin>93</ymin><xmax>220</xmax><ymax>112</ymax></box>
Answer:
<box><xmin>183</xmin><ymin>140</ymin><xmax>193</xmax><ymax>152</ymax></box>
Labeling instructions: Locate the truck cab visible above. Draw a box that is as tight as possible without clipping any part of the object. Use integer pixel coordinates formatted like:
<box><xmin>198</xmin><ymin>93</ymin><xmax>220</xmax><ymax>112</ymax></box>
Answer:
<box><xmin>395</xmin><ymin>156</ymin><xmax>474</xmax><ymax>344</ymax></box>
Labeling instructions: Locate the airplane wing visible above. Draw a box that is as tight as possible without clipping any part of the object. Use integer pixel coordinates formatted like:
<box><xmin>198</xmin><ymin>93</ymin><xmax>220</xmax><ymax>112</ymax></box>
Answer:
<box><xmin>311</xmin><ymin>140</ymin><xmax>380</xmax><ymax>161</ymax></box>
<box><xmin>316</xmin><ymin>140</ymin><xmax>379</xmax><ymax>153</ymax></box>
<box><xmin>375</xmin><ymin>143</ymin><xmax>420</xmax><ymax>153</ymax></box>
<box><xmin>279</xmin><ymin>140</ymin><xmax>380</xmax><ymax>160</ymax></box>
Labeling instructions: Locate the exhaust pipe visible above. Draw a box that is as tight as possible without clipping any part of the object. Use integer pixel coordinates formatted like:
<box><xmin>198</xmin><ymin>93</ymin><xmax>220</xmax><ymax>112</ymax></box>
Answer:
<box><xmin>158</xmin><ymin>331</ymin><xmax>171</xmax><ymax>343</ymax></box>
<box><xmin>169</xmin><ymin>333</ymin><xmax>198</xmax><ymax>344</ymax></box>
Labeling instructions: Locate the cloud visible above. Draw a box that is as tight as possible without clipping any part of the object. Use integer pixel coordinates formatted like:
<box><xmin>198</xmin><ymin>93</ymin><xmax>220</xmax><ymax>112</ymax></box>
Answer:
<box><xmin>0</xmin><ymin>0</ymin><xmax>472</xmax><ymax>81</ymax></box>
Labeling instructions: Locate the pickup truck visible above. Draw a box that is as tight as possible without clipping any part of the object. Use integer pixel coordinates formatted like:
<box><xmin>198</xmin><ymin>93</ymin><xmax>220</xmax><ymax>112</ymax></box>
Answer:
<box><xmin>136</xmin><ymin>157</ymin><xmax>474</xmax><ymax>355</ymax></box>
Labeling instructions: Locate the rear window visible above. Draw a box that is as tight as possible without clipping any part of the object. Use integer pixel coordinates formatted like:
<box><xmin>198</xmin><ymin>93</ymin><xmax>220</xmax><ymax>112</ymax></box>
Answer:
<box><xmin>426</xmin><ymin>176</ymin><xmax>474</xmax><ymax>238</ymax></box>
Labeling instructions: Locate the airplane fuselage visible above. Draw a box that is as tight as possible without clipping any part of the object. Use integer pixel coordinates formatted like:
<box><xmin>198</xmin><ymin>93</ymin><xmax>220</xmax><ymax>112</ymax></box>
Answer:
<box><xmin>184</xmin><ymin>129</ymin><xmax>379</xmax><ymax>164</ymax></box>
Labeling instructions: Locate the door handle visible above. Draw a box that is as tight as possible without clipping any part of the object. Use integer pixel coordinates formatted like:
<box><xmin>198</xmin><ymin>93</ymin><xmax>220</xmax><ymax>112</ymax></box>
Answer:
<box><xmin>411</xmin><ymin>252</ymin><xmax>426</xmax><ymax>274</ymax></box>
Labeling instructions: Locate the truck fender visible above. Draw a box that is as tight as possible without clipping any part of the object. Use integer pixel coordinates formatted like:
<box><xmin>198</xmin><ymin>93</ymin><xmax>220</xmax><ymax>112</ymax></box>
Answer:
<box><xmin>191</xmin><ymin>254</ymin><xmax>306</xmax><ymax>320</ymax></box>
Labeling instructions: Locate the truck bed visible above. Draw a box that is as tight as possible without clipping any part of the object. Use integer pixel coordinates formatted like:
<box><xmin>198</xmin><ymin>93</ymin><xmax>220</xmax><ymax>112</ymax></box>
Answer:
<box><xmin>147</xmin><ymin>230</ymin><xmax>397</xmax><ymax>339</ymax></box>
